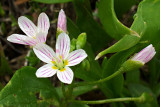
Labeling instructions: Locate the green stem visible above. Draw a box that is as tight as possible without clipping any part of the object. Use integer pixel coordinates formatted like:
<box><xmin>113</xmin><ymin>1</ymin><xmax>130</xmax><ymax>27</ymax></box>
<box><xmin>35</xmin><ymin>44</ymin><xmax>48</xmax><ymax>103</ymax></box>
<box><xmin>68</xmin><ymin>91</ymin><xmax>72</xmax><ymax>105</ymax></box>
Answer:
<box><xmin>69</xmin><ymin>96</ymin><xmax>141</xmax><ymax>105</ymax></box>
<box><xmin>72</xmin><ymin>67</ymin><xmax>124</xmax><ymax>88</ymax></box>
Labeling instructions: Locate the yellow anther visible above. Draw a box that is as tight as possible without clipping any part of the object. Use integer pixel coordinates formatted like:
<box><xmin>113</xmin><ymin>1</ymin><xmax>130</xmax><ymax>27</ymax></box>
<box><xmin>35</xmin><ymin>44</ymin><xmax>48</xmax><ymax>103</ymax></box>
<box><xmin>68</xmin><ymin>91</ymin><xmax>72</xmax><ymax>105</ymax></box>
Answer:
<box><xmin>64</xmin><ymin>60</ymin><xmax>69</xmax><ymax>65</ymax></box>
<box><xmin>59</xmin><ymin>55</ymin><xmax>62</xmax><ymax>59</ymax></box>
<box><xmin>52</xmin><ymin>66</ymin><xmax>57</xmax><ymax>69</ymax></box>
<box><xmin>33</xmin><ymin>36</ymin><xmax>36</xmax><ymax>39</ymax></box>
<box><xmin>60</xmin><ymin>68</ymin><xmax>66</xmax><ymax>72</ymax></box>
<box><xmin>51</xmin><ymin>61</ymin><xmax>56</xmax><ymax>64</ymax></box>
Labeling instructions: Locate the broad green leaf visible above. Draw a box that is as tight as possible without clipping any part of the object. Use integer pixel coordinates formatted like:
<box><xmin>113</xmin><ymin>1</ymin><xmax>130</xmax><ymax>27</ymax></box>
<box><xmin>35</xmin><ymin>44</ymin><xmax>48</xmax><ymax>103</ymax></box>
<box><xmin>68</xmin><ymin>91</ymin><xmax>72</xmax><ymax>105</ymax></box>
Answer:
<box><xmin>32</xmin><ymin>0</ymin><xmax>72</xmax><ymax>4</ymax></box>
<box><xmin>98</xmin><ymin>0</ymin><xmax>132</xmax><ymax>40</ymax></box>
<box><xmin>128</xmin><ymin>83</ymin><xmax>158</xmax><ymax>107</ymax></box>
<box><xmin>131</xmin><ymin>0</ymin><xmax>160</xmax><ymax>45</ymax></box>
<box><xmin>73</xmin><ymin>0</ymin><xmax>112</xmax><ymax>52</ymax></box>
<box><xmin>0</xmin><ymin>66</ymin><xmax>60</xmax><ymax>106</ymax></box>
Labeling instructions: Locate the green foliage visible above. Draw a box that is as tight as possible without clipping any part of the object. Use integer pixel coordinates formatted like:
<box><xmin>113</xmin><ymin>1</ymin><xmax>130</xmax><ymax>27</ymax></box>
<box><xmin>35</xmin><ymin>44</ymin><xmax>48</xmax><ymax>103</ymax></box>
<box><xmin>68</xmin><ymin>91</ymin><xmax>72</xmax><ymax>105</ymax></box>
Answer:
<box><xmin>0</xmin><ymin>67</ymin><xmax>60</xmax><ymax>106</ymax></box>
<box><xmin>2</xmin><ymin>0</ymin><xmax>160</xmax><ymax>106</ymax></box>
<box><xmin>73</xmin><ymin>0</ymin><xmax>112</xmax><ymax>52</ymax></box>
<box><xmin>98</xmin><ymin>0</ymin><xmax>132</xmax><ymax>40</ymax></box>
<box><xmin>26</xmin><ymin>50</ymin><xmax>40</xmax><ymax>67</ymax></box>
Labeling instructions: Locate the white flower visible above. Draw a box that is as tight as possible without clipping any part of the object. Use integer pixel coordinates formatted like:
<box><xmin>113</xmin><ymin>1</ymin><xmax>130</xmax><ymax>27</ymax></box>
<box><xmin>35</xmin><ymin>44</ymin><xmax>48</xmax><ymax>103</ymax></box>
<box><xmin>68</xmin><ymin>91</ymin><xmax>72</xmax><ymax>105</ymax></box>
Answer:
<box><xmin>33</xmin><ymin>33</ymin><xmax>87</xmax><ymax>84</ymax></box>
<box><xmin>7</xmin><ymin>13</ymin><xmax>50</xmax><ymax>46</ymax></box>
<box><xmin>131</xmin><ymin>44</ymin><xmax>156</xmax><ymax>64</ymax></box>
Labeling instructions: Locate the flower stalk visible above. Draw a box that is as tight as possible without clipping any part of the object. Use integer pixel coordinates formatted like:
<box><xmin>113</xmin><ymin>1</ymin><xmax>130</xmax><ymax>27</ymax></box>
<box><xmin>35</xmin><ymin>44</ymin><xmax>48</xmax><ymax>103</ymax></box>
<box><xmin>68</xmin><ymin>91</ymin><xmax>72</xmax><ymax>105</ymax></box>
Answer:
<box><xmin>69</xmin><ymin>93</ymin><xmax>152</xmax><ymax>104</ymax></box>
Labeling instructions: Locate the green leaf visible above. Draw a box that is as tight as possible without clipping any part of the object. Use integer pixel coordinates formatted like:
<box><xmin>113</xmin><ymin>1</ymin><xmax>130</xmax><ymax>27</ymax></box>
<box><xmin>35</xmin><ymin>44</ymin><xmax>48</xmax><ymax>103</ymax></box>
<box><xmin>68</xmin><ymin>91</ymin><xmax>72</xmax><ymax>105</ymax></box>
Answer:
<box><xmin>128</xmin><ymin>83</ymin><xmax>158</xmax><ymax>107</ymax></box>
<box><xmin>73</xmin><ymin>0</ymin><xmax>112</xmax><ymax>51</ymax></box>
<box><xmin>131</xmin><ymin>0</ymin><xmax>160</xmax><ymax>45</ymax></box>
<box><xmin>100</xmin><ymin>45</ymin><xmax>138</xmax><ymax>98</ymax></box>
<box><xmin>32</xmin><ymin>0</ymin><xmax>73</xmax><ymax>4</ymax></box>
<box><xmin>126</xmin><ymin>70</ymin><xmax>140</xmax><ymax>84</ymax></box>
<box><xmin>98</xmin><ymin>0</ymin><xmax>132</xmax><ymax>40</ymax></box>
<box><xmin>67</xmin><ymin>17</ymin><xmax>81</xmax><ymax>39</ymax></box>
<box><xmin>95</xmin><ymin>34</ymin><xmax>140</xmax><ymax>60</ymax></box>
<box><xmin>0</xmin><ymin>66</ymin><xmax>60</xmax><ymax>106</ymax></box>
<box><xmin>67</xmin><ymin>16</ymin><xmax>102</xmax><ymax>81</ymax></box>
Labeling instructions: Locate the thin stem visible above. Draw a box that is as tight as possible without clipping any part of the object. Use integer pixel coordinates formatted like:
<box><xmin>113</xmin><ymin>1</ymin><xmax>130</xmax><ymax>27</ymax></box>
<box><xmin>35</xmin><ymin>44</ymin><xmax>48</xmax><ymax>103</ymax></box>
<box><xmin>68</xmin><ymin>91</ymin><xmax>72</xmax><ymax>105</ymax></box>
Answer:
<box><xmin>72</xmin><ymin>67</ymin><xmax>124</xmax><ymax>88</ymax></box>
<box><xmin>69</xmin><ymin>96</ymin><xmax>141</xmax><ymax>105</ymax></box>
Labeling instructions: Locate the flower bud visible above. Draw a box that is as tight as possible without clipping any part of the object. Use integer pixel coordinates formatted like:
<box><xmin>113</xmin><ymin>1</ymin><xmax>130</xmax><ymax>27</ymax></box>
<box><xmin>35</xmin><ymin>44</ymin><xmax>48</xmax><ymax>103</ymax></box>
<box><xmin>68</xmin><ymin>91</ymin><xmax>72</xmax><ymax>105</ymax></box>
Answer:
<box><xmin>131</xmin><ymin>44</ymin><xmax>156</xmax><ymax>64</ymax></box>
<box><xmin>57</xmin><ymin>9</ymin><xmax>67</xmax><ymax>32</ymax></box>
<box><xmin>76</xmin><ymin>33</ymin><xmax>87</xmax><ymax>49</ymax></box>
<box><xmin>70</xmin><ymin>38</ymin><xmax>77</xmax><ymax>52</ymax></box>
<box><xmin>121</xmin><ymin>44</ymin><xmax>156</xmax><ymax>72</ymax></box>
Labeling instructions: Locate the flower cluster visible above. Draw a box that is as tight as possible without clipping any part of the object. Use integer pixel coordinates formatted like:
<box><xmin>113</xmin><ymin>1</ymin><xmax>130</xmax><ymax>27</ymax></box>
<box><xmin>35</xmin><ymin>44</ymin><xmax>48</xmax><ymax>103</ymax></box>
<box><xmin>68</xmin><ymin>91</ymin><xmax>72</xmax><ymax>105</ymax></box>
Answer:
<box><xmin>7</xmin><ymin>10</ymin><xmax>87</xmax><ymax>84</ymax></box>
<box><xmin>7</xmin><ymin>9</ymin><xmax>156</xmax><ymax>84</ymax></box>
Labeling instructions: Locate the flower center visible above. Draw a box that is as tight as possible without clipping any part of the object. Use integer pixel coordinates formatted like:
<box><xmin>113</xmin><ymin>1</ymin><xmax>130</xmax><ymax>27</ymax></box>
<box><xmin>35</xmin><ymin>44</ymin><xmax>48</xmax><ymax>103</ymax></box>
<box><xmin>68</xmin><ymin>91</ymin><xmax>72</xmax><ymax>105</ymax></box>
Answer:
<box><xmin>51</xmin><ymin>55</ymin><xmax>69</xmax><ymax>72</ymax></box>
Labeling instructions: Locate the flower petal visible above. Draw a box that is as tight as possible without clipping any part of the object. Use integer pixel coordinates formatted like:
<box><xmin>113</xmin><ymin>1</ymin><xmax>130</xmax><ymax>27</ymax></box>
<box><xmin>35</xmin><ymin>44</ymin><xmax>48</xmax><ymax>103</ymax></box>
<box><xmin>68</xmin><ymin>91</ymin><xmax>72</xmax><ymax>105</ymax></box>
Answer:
<box><xmin>67</xmin><ymin>49</ymin><xmax>87</xmax><ymax>66</ymax></box>
<box><xmin>35</xmin><ymin>32</ymin><xmax>47</xmax><ymax>44</ymax></box>
<box><xmin>33</xmin><ymin>43</ymin><xmax>56</xmax><ymax>64</ymax></box>
<box><xmin>132</xmin><ymin>44</ymin><xmax>156</xmax><ymax>63</ymax></box>
<box><xmin>7</xmin><ymin>34</ymin><xmax>36</xmax><ymax>45</ymax></box>
<box><xmin>36</xmin><ymin>64</ymin><xmax>57</xmax><ymax>78</ymax></box>
<box><xmin>18</xmin><ymin>16</ymin><xmax>37</xmax><ymax>37</ymax></box>
<box><xmin>56</xmin><ymin>33</ymin><xmax>70</xmax><ymax>59</ymax></box>
<box><xmin>38</xmin><ymin>12</ymin><xmax>50</xmax><ymax>33</ymax></box>
<box><xmin>57</xmin><ymin>67</ymin><xmax>73</xmax><ymax>84</ymax></box>
<box><xmin>57</xmin><ymin>9</ymin><xmax>67</xmax><ymax>32</ymax></box>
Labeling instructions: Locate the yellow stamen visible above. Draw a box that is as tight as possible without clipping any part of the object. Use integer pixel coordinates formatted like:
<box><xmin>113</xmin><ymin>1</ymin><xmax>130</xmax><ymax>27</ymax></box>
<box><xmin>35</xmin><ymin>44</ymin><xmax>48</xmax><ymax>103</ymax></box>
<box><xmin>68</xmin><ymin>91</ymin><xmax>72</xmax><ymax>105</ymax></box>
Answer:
<box><xmin>33</xmin><ymin>36</ymin><xmax>36</xmax><ymax>39</ymax></box>
<box><xmin>51</xmin><ymin>61</ymin><xmax>56</xmax><ymax>64</ymax></box>
<box><xmin>52</xmin><ymin>66</ymin><xmax>57</xmax><ymax>69</ymax></box>
<box><xmin>59</xmin><ymin>55</ymin><xmax>62</xmax><ymax>59</ymax></box>
<box><xmin>64</xmin><ymin>60</ymin><xmax>69</xmax><ymax>65</ymax></box>
<box><xmin>60</xmin><ymin>68</ymin><xmax>66</xmax><ymax>72</ymax></box>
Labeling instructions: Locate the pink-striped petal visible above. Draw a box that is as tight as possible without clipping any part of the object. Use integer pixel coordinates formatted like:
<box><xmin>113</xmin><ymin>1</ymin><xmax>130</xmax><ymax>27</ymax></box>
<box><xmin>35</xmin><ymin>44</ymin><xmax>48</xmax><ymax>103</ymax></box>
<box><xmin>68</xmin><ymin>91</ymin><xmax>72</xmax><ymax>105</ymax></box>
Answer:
<box><xmin>57</xmin><ymin>67</ymin><xmax>73</xmax><ymax>84</ymax></box>
<box><xmin>36</xmin><ymin>64</ymin><xmax>57</xmax><ymax>78</ymax></box>
<box><xmin>67</xmin><ymin>49</ymin><xmax>87</xmax><ymax>66</ymax></box>
<box><xmin>131</xmin><ymin>44</ymin><xmax>156</xmax><ymax>63</ymax></box>
<box><xmin>18</xmin><ymin>16</ymin><xmax>37</xmax><ymax>37</ymax></box>
<box><xmin>7</xmin><ymin>34</ymin><xmax>37</xmax><ymax>46</ymax></box>
<box><xmin>56</xmin><ymin>33</ymin><xmax>70</xmax><ymax>59</ymax></box>
<box><xmin>57</xmin><ymin>9</ymin><xmax>67</xmax><ymax>32</ymax></box>
<box><xmin>33</xmin><ymin>43</ymin><xmax>56</xmax><ymax>64</ymax></box>
<box><xmin>38</xmin><ymin>12</ymin><xmax>50</xmax><ymax>33</ymax></box>
<box><xmin>35</xmin><ymin>32</ymin><xmax>47</xmax><ymax>43</ymax></box>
